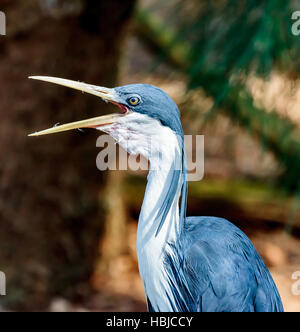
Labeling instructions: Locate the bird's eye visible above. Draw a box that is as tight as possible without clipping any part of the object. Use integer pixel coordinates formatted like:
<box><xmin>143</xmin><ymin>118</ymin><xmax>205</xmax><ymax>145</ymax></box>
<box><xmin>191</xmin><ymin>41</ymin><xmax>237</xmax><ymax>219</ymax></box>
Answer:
<box><xmin>128</xmin><ymin>96</ymin><xmax>141</xmax><ymax>106</ymax></box>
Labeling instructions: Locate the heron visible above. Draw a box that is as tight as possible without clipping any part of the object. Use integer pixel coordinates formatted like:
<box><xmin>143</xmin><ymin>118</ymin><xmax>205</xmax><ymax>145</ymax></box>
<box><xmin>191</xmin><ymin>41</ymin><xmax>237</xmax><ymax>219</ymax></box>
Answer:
<box><xmin>29</xmin><ymin>76</ymin><xmax>284</xmax><ymax>312</ymax></box>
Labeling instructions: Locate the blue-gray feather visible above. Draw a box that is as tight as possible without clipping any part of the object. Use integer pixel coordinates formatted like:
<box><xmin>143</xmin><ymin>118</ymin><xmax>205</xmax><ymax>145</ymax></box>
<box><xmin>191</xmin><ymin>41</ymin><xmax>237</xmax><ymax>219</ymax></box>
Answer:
<box><xmin>159</xmin><ymin>217</ymin><xmax>284</xmax><ymax>312</ymax></box>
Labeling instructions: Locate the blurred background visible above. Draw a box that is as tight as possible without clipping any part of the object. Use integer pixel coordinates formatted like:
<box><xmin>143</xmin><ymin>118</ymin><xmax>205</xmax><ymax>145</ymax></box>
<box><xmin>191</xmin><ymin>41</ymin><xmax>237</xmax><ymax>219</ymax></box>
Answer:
<box><xmin>0</xmin><ymin>0</ymin><xmax>300</xmax><ymax>312</ymax></box>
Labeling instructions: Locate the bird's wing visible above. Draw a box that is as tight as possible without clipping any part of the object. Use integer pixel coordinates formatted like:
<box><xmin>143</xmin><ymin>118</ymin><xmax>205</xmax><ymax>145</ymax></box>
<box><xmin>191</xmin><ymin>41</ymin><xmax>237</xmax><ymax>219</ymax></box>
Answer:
<box><xmin>183</xmin><ymin>240</ymin><xmax>256</xmax><ymax>311</ymax></box>
<box><xmin>182</xmin><ymin>217</ymin><xmax>283</xmax><ymax>312</ymax></box>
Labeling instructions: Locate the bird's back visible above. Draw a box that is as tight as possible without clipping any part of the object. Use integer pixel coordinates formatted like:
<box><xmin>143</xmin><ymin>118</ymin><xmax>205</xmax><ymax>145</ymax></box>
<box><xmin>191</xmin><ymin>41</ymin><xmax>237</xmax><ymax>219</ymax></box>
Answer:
<box><xmin>166</xmin><ymin>216</ymin><xmax>284</xmax><ymax>312</ymax></box>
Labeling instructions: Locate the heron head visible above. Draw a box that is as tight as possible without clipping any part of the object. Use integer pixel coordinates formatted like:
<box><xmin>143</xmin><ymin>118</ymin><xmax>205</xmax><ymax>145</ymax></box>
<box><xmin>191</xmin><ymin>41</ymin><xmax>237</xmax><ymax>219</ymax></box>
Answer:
<box><xmin>29</xmin><ymin>77</ymin><xmax>183</xmax><ymax>158</ymax></box>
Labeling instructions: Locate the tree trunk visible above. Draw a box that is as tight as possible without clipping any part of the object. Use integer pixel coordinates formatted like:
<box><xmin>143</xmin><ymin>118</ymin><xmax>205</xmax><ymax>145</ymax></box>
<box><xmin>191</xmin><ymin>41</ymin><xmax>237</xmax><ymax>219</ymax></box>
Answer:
<box><xmin>98</xmin><ymin>171</ymin><xmax>128</xmax><ymax>271</ymax></box>
<box><xmin>0</xmin><ymin>0</ymin><xmax>136</xmax><ymax>310</ymax></box>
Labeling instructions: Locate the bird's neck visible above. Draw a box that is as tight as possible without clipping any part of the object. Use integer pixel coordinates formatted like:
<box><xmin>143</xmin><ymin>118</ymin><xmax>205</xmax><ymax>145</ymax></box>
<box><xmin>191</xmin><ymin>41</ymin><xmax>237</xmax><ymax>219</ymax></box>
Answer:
<box><xmin>136</xmin><ymin>134</ymin><xmax>186</xmax><ymax>311</ymax></box>
<box><xmin>137</xmin><ymin>168</ymin><xmax>183</xmax><ymax>250</ymax></box>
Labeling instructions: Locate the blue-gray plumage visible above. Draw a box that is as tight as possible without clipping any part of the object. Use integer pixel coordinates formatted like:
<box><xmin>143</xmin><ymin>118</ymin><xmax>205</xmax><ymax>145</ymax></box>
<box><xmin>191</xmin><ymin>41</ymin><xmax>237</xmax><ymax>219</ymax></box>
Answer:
<box><xmin>163</xmin><ymin>217</ymin><xmax>283</xmax><ymax>312</ymax></box>
<box><xmin>29</xmin><ymin>77</ymin><xmax>284</xmax><ymax>312</ymax></box>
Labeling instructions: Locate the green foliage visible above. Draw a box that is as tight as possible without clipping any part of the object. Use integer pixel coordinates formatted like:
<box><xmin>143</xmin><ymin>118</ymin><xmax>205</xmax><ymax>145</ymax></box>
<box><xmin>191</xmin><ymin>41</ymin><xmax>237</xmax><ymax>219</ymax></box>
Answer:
<box><xmin>172</xmin><ymin>0</ymin><xmax>300</xmax><ymax>80</ymax></box>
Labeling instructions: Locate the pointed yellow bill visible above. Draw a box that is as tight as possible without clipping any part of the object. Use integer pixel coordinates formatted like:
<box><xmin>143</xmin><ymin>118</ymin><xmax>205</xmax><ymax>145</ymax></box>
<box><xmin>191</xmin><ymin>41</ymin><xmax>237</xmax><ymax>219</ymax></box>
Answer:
<box><xmin>28</xmin><ymin>76</ymin><xmax>127</xmax><ymax>137</ymax></box>
<box><xmin>28</xmin><ymin>113</ymin><xmax>124</xmax><ymax>137</ymax></box>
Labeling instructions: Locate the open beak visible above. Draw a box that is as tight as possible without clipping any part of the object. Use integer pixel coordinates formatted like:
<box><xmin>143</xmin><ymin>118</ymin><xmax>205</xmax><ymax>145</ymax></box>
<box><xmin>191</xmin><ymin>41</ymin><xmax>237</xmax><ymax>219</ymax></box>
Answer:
<box><xmin>28</xmin><ymin>76</ymin><xmax>128</xmax><ymax>137</ymax></box>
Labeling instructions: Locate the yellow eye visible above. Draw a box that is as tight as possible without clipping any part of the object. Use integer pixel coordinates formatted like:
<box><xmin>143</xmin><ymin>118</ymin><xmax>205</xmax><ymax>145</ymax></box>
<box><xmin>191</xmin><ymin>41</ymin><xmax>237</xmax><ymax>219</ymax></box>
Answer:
<box><xmin>128</xmin><ymin>97</ymin><xmax>140</xmax><ymax>106</ymax></box>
